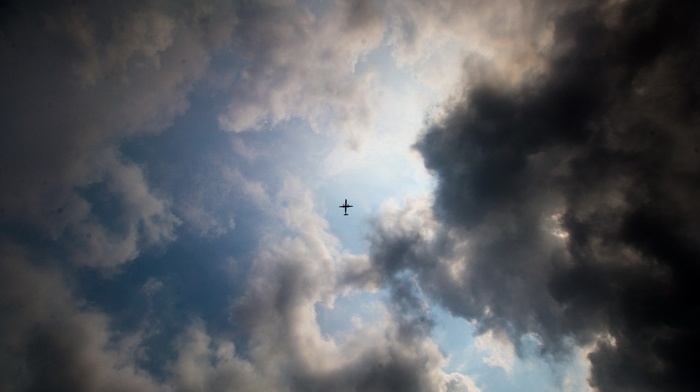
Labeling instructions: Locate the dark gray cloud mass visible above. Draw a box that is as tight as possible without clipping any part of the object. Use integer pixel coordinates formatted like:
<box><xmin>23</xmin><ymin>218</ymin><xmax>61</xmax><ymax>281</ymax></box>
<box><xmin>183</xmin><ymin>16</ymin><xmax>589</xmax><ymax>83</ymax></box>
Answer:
<box><xmin>369</xmin><ymin>0</ymin><xmax>700</xmax><ymax>390</ymax></box>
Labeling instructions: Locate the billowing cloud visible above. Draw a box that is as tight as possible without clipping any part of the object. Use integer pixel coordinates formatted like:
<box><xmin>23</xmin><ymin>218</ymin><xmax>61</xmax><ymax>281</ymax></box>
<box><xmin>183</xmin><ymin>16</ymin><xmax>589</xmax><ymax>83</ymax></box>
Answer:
<box><xmin>217</xmin><ymin>0</ymin><xmax>385</xmax><ymax>149</ymax></box>
<box><xmin>0</xmin><ymin>245</ymin><xmax>165</xmax><ymax>392</ymax></box>
<box><xmin>0</xmin><ymin>0</ymin><xmax>226</xmax><ymax>267</ymax></box>
<box><xmin>368</xmin><ymin>0</ymin><xmax>700</xmax><ymax>391</ymax></box>
<box><xmin>170</xmin><ymin>321</ymin><xmax>272</xmax><ymax>392</ymax></box>
<box><xmin>227</xmin><ymin>177</ymin><xmax>480</xmax><ymax>392</ymax></box>
<box><xmin>3</xmin><ymin>0</ymin><xmax>696</xmax><ymax>391</ymax></box>
<box><xmin>385</xmin><ymin>0</ymin><xmax>561</xmax><ymax>93</ymax></box>
<box><xmin>474</xmin><ymin>330</ymin><xmax>516</xmax><ymax>374</ymax></box>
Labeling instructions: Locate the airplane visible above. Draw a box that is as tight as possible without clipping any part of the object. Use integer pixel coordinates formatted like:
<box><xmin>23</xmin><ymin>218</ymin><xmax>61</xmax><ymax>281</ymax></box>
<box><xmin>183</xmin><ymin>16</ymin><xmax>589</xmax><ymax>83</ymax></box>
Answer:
<box><xmin>339</xmin><ymin>199</ymin><xmax>353</xmax><ymax>216</ymax></box>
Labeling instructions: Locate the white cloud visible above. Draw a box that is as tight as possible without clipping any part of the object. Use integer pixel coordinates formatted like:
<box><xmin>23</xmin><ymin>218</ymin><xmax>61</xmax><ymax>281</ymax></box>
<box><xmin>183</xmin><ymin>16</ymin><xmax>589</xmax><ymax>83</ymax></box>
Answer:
<box><xmin>474</xmin><ymin>330</ymin><xmax>516</xmax><ymax>374</ymax></box>
<box><xmin>217</xmin><ymin>0</ymin><xmax>385</xmax><ymax>148</ymax></box>
<box><xmin>386</xmin><ymin>0</ymin><xmax>558</xmax><ymax>90</ymax></box>
<box><xmin>170</xmin><ymin>321</ymin><xmax>272</xmax><ymax>392</ymax></box>
<box><xmin>443</xmin><ymin>372</ymin><xmax>482</xmax><ymax>392</ymax></box>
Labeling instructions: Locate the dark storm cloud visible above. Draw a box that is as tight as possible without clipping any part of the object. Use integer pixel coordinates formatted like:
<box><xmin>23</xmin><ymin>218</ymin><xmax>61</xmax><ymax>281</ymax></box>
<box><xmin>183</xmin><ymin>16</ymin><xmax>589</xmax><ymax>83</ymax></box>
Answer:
<box><xmin>370</xmin><ymin>0</ymin><xmax>700</xmax><ymax>390</ymax></box>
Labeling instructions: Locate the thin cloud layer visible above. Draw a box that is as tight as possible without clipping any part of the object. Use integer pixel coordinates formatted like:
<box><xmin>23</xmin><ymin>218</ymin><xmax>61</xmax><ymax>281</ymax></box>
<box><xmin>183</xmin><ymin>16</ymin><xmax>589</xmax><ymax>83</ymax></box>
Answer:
<box><xmin>369</xmin><ymin>0</ymin><xmax>700</xmax><ymax>390</ymax></box>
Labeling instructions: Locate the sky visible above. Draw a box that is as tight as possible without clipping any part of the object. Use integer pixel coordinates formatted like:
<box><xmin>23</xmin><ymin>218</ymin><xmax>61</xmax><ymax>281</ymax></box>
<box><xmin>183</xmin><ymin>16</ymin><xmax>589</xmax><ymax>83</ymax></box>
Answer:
<box><xmin>1</xmin><ymin>0</ymin><xmax>698</xmax><ymax>391</ymax></box>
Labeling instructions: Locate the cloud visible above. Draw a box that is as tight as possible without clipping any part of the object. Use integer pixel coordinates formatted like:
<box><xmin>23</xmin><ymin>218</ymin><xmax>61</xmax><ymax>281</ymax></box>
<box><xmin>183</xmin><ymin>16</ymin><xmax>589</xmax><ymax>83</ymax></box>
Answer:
<box><xmin>168</xmin><ymin>164</ymin><xmax>270</xmax><ymax>238</ymax></box>
<box><xmin>141</xmin><ymin>277</ymin><xmax>165</xmax><ymax>297</ymax></box>
<box><xmin>0</xmin><ymin>0</ymin><xmax>235</xmax><ymax>388</ymax></box>
<box><xmin>170</xmin><ymin>321</ymin><xmax>272</xmax><ymax>392</ymax></box>
<box><xmin>227</xmin><ymin>176</ymin><xmax>480</xmax><ymax>392</ymax></box>
<box><xmin>217</xmin><ymin>0</ymin><xmax>384</xmax><ymax>148</ymax></box>
<box><xmin>385</xmin><ymin>0</ymin><xmax>561</xmax><ymax>93</ymax></box>
<box><xmin>368</xmin><ymin>0</ymin><xmax>700</xmax><ymax>390</ymax></box>
<box><xmin>7</xmin><ymin>0</ymin><xmax>696</xmax><ymax>391</ymax></box>
<box><xmin>474</xmin><ymin>330</ymin><xmax>516</xmax><ymax>374</ymax></box>
<box><xmin>0</xmin><ymin>244</ymin><xmax>164</xmax><ymax>392</ymax></box>
<box><xmin>0</xmin><ymin>0</ymin><xmax>230</xmax><ymax>267</ymax></box>
<box><xmin>0</xmin><ymin>1</ymin><xmax>492</xmax><ymax>391</ymax></box>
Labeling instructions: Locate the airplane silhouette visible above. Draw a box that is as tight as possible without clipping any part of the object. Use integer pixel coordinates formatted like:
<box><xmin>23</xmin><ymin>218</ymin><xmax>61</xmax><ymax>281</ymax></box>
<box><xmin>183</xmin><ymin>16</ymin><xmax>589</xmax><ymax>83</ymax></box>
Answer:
<box><xmin>339</xmin><ymin>199</ymin><xmax>353</xmax><ymax>215</ymax></box>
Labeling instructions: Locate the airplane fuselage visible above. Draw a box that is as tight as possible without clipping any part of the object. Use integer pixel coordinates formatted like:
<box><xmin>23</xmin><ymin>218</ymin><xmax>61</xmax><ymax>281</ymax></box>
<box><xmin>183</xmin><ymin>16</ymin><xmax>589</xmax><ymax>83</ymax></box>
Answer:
<box><xmin>339</xmin><ymin>199</ymin><xmax>353</xmax><ymax>215</ymax></box>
